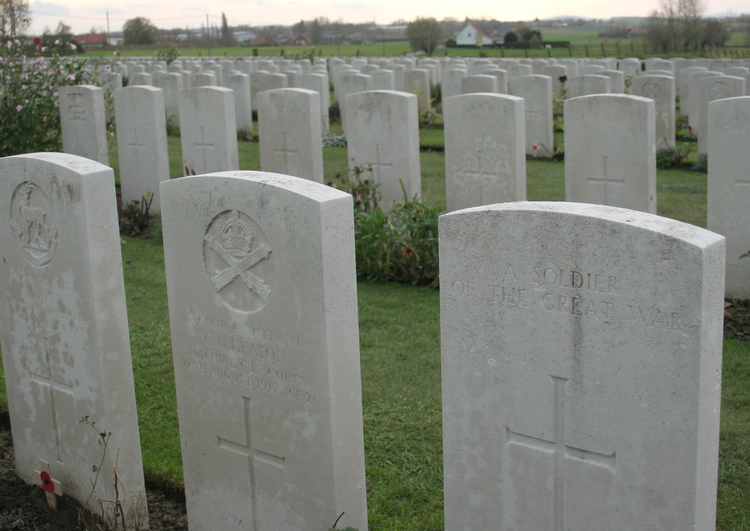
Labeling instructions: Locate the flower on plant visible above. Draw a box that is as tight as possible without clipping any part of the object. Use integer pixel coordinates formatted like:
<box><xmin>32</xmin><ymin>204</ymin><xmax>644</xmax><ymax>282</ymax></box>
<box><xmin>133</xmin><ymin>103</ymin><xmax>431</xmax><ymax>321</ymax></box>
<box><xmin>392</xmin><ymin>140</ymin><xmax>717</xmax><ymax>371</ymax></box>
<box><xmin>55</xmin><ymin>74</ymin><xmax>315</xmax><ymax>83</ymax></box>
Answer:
<box><xmin>33</xmin><ymin>37</ymin><xmax>41</xmax><ymax>46</ymax></box>
<box><xmin>52</xmin><ymin>91</ymin><xmax>58</xmax><ymax>98</ymax></box>
<box><xmin>54</xmin><ymin>39</ymin><xmax>60</xmax><ymax>45</ymax></box>
<box><xmin>15</xmin><ymin>104</ymin><xmax>22</xmax><ymax>112</ymax></box>
<box><xmin>403</xmin><ymin>245</ymin><xmax>413</xmax><ymax>258</ymax></box>
<box><xmin>109</xmin><ymin>132</ymin><xmax>114</xmax><ymax>137</ymax></box>
<box><xmin>6</xmin><ymin>41</ymin><xmax>12</xmax><ymax>49</ymax></box>
<box><xmin>68</xmin><ymin>74</ymin><xmax>75</xmax><ymax>81</ymax></box>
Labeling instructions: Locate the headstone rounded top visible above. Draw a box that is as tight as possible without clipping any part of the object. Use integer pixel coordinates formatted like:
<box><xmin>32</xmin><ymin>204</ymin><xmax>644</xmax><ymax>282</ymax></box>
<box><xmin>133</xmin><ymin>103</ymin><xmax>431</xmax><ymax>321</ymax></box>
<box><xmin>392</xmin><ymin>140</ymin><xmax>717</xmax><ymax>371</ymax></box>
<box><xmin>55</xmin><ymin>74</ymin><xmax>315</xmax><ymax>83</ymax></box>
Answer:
<box><xmin>442</xmin><ymin>201</ymin><xmax>724</xmax><ymax>249</ymax></box>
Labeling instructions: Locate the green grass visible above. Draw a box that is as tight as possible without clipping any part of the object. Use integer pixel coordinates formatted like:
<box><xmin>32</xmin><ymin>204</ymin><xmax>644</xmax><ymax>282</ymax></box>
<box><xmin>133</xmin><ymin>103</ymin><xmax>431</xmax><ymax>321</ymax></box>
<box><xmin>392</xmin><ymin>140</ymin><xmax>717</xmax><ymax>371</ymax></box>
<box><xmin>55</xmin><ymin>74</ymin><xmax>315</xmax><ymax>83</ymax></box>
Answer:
<box><xmin>2</xmin><ymin>124</ymin><xmax>750</xmax><ymax>529</ymax></box>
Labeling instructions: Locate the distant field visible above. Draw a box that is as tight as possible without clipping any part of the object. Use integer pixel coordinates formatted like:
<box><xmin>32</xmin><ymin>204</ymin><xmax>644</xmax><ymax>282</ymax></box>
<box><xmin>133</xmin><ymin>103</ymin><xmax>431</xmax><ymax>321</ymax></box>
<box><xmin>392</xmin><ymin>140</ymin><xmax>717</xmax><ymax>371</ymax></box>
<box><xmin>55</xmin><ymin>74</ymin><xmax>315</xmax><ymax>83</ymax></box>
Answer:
<box><xmin>83</xmin><ymin>26</ymin><xmax>749</xmax><ymax>61</ymax></box>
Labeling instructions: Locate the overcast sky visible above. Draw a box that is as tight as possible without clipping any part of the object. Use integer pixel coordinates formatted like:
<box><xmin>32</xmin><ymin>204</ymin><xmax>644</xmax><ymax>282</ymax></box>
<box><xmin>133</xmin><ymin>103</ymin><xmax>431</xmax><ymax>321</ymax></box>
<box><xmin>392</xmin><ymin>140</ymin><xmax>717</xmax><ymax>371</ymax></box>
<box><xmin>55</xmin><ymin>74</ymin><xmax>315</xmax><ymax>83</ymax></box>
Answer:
<box><xmin>27</xmin><ymin>0</ymin><xmax>743</xmax><ymax>35</ymax></box>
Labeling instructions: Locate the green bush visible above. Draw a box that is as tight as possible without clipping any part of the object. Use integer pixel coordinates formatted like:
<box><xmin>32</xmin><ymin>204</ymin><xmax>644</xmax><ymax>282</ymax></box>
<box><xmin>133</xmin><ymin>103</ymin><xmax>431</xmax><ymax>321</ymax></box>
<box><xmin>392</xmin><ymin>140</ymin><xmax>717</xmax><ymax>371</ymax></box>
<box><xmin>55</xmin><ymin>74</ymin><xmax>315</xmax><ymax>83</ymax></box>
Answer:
<box><xmin>354</xmin><ymin>193</ymin><xmax>441</xmax><ymax>288</ymax></box>
<box><xmin>0</xmin><ymin>37</ymin><xmax>105</xmax><ymax>156</ymax></box>
<box><xmin>330</xmin><ymin>167</ymin><xmax>441</xmax><ymax>287</ymax></box>
<box><xmin>656</xmin><ymin>144</ymin><xmax>692</xmax><ymax>169</ymax></box>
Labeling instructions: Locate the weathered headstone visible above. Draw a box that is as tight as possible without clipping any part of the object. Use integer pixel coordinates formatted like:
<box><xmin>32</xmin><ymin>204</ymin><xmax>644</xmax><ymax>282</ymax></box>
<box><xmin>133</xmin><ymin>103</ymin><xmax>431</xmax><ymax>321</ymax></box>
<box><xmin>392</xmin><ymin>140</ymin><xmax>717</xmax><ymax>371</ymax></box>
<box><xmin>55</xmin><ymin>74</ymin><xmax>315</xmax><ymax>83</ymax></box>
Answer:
<box><xmin>404</xmin><ymin>69</ymin><xmax>431</xmax><ymax>111</ymax></box>
<box><xmin>461</xmin><ymin>75</ymin><xmax>498</xmax><ymax>94</ymax></box>
<box><xmin>630</xmin><ymin>74</ymin><xmax>676</xmax><ymax>149</ymax></box>
<box><xmin>346</xmin><ymin>90</ymin><xmax>421</xmax><ymax>209</ymax></box>
<box><xmin>0</xmin><ymin>152</ymin><xmax>149</xmax><ymax>529</ymax></box>
<box><xmin>297</xmin><ymin>73</ymin><xmax>331</xmax><ymax>136</ymax></box>
<box><xmin>441</xmin><ymin>201</ymin><xmax>725</xmax><ymax>531</ymax></box>
<box><xmin>696</xmin><ymin>75</ymin><xmax>746</xmax><ymax>155</ymax></box>
<box><xmin>442</xmin><ymin>68</ymin><xmax>468</xmax><ymax>101</ymax></box>
<box><xmin>160</xmin><ymin>171</ymin><xmax>368</xmax><ymax>531</ymax></box>
<box><xmin>510</xmin><ymin>74</ymin><xmax>554</xmax><ymax>157</ymax></box>
<box><xmin>114</xmin><ymin>86</ymin><xmax>170</xmax><ymax>212</ymax></box>
<box><xmin>224</xmin><ymin>72</ymin><xmax>254</xmax><ymax>139</ymax></box>
<box><xmin>59</xmin><ymin>85</ymin><xmax>109</xmax><ymax>165</ymax></box>
<box><xmin>179</xmin><ymin>87</ymin><xmax>239</xmax><ymax>175</ymax></box>
<box><xmin>250</xmin><ymin>72</ymin><xmax>288</xmax><ymax>112</ymax></box>
<box><xmin>444</xmin><ymin>93</ymin><xmax>526</xmax><ymax>211</ymax></box>
<box><xmin>567</xmin><ymin>75</ymin><xmax>611</xmax><ymax>98</ymax></box>
<box><xmin>565</xmin><ymin>94</ymin><xmax>656</xmax><ymax>213</ymax></box>
<box><xmin>707</xmin><ymin>96</ymin><xmax>750</xmax><ymax>298</ymax></box>
<box><xmin>339</xmin><ymin>74</ymin><xmax>372</xmax><ymax>132</ymax></box>
<box><xmin>258</xmin><ymin>89</ymin><xmax>323</xmax><ymax>183</ymax></box>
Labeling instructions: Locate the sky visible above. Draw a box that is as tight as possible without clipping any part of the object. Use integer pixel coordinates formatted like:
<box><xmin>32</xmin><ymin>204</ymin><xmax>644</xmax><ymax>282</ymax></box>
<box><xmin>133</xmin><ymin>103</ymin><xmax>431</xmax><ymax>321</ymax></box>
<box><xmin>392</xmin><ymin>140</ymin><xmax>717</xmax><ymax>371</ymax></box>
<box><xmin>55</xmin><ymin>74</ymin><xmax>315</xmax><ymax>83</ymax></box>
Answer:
<box><xmin>26</xmin><ymin>0</ymin><xmax>745</xmax><ymax>35</ymax></box>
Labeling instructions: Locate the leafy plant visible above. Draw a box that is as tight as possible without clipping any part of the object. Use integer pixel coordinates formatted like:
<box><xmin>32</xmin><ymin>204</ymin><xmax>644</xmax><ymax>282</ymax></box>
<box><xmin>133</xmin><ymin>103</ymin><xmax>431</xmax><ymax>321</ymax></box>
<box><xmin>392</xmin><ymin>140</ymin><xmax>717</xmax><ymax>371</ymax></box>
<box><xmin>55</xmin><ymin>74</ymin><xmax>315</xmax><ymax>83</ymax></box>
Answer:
<box><xmin>322</xmin><ymin>133</ymin><xmax>347</xmax><ymax>147</ymax></box>
<box><xmin>656</xmin><ymin>144</ymin><xmax>692</xmax><ymax>169</ymax></box>
<box><xmin>155</xmin><ymin>45</ymin><xmax>180</xmax><ymax>65</ymax></box>
<box><xmin>119</xmin><ymin>192</ymin><xmax>154</xmax><ymax>238</ymax></box>
<box><xmin>355</xmin><ymin>182</ymin><xmax>441</xmax><ymax>288</ymax></box>
<box><xmin>0</xmin><ymin>37</ymin><xmax>106</xmax><ymax>156</ymax></box>
<box><xmin>329</xmin><ymin>162</ymin><xmax>379</xmax><ymax>212</ymax></box>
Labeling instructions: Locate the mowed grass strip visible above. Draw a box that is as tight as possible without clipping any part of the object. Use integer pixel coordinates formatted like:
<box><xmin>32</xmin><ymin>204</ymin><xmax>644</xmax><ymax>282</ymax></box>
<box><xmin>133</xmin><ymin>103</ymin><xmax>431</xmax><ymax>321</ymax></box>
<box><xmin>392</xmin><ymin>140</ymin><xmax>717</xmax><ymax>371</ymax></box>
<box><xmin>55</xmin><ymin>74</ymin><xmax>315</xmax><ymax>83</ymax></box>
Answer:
<box><xmin>1</xmin><ymin>126</ymin><xmax>749</xmax><ymax>530</ymax></box>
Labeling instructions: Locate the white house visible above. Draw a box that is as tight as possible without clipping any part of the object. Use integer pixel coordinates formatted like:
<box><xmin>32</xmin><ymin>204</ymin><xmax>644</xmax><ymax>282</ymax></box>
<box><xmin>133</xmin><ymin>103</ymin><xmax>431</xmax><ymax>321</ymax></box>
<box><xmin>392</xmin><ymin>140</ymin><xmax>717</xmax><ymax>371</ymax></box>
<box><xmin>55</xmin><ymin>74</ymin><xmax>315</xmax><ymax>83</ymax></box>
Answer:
<box><xmin>455</xmin><ymin>22</ymin><xmax>499</xmax><ymax>46</ymax></box>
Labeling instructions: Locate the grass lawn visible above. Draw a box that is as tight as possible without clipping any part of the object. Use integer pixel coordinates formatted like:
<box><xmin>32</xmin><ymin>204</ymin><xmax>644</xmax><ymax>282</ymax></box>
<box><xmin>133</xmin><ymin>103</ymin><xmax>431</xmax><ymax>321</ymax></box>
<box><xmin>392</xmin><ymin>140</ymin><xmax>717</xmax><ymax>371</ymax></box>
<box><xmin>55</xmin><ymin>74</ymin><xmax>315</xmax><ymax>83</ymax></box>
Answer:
<box><xmin>2</xmin><ymin>121</ymin><xmax>750</xmax><ymax>529</ymax></box>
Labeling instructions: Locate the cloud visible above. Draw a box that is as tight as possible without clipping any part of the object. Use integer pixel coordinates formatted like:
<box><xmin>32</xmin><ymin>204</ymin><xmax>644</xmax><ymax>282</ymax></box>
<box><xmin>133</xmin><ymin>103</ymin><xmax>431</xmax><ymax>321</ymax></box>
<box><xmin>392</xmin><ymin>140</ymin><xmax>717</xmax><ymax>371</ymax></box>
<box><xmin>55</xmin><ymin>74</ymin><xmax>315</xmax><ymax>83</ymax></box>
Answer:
<box><xmin>29</xmin><ymin>1</ymin><xmax>69</xmax><ymax>16</ymax></box>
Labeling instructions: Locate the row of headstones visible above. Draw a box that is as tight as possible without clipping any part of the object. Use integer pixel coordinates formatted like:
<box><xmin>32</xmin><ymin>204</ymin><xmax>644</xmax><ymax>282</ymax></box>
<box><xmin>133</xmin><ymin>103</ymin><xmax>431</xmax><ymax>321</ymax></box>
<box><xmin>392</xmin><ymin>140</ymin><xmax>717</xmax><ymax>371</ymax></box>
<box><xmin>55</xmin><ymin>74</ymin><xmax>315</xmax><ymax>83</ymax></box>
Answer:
<box><xmin>59</xmin><ymin>81</ymin><xmax>750</xmax><ymax>299</ymax></box>
<box><xmin>98</xmin><ymin>53</ymin><xmax>750</xmax><ymax>158</ymax></box>
<box><xmin>0</xmin><ymin>152</ymin><xmax>726</xmax><ymax>529</ymax></box>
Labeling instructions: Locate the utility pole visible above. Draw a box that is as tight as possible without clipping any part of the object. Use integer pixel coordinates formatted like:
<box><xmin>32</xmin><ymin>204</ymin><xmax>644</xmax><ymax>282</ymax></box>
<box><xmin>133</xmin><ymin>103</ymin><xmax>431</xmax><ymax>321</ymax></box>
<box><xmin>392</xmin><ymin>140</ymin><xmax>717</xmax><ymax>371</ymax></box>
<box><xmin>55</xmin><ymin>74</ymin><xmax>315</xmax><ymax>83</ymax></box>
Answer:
<box><xmin>106</xmin><ymin>12</ymin><xmax>110</xmax><ymax>36</ymax></box>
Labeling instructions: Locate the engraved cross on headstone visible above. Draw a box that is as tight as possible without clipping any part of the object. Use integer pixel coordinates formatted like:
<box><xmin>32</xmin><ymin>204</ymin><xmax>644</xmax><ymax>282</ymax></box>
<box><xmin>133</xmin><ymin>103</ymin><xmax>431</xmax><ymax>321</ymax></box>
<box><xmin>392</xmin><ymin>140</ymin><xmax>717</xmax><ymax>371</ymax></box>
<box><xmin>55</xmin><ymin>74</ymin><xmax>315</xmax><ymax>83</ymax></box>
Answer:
<box><xmin>28</xmin><ymin>337</ymin><xmax>75</xmax><ymax>463</ymax></box>
<box><xmin>273</xmin><ymin>131</ymin><xmax>298</xmax><ymax>174</ymax></box>
<box><xmin>218</xmin><ymin>396</ymin><xmax>285</xmax><ymax>531</ymax></box>
<box><xmin>465</xmin><ymin>148</ymin><xmax>497</xmax><ymax>204</ymax></box>
<box><xmin>364</xmin><ymin>144</ymin><xmax>393</xmax><ymax>183</ymax></box>
<box><xmin>587</xmin><ymin>155</ymin><xmax>624</xmax><ymax>204</ymax></box>
<box><xmin>194</xmin><ymin>127</ymin><xmax>215</xmax><ymax>173</ymax></box>
<box><xmin>506</xmin><ymin>375</ymin><xmax>616</xmax><ymax>531</ymax></box>
<box><xmin>128</xmin><ymin>129</ymin><xmax>147</xmax><ymax>177</ymax></box>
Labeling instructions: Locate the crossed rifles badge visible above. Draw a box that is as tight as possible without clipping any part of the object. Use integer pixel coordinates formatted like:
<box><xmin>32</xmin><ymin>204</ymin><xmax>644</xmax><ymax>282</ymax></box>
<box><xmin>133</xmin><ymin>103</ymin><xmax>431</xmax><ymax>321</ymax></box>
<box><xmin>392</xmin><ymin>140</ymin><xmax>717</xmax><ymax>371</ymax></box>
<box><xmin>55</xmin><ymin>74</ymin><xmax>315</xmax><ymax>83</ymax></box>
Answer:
<box><xmin>204</xmin><ymin>210</ymin><xmax>273</xmax><ymax>304</ymax></box>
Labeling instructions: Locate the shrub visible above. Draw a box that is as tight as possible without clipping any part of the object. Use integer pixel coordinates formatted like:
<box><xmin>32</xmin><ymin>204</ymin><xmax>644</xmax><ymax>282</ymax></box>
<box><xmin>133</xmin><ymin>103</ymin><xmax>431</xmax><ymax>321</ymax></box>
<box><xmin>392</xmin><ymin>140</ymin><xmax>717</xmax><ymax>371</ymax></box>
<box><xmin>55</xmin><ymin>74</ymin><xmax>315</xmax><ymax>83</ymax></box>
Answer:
<box><xmin>329</xmin><ymin>167</ymin><xmax>441</xmax><ymax>287</ymax></box>
<box><xmin>0</xmin><ymin>36</ymin><xmax>106</xmax><ymax>156</ymax></box>
<box><xmin>119</xmin><ymin>192</ymin><xmax>154</xmax><ymax>238</ymax></box>
<box><xmin>656</xmin><ymin>144</ymin><xmax>692</xmax><ymax>169</ymax></box>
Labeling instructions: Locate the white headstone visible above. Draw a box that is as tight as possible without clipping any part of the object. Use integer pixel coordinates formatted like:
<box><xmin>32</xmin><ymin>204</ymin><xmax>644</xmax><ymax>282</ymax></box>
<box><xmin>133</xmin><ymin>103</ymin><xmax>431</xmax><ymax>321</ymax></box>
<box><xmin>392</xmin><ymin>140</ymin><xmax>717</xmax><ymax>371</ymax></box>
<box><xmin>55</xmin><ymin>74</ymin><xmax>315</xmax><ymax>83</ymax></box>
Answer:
<box><xmin>114</xmin><ymin>86</ymin><xmax>170</xmax><ymax>213</ymax></box>
<box><xmin>510</xmin><ymin>74</ymin><xmax>554</xmax><ymax>157</ymax></box>
<box><xmin>696</xmin><ymin>75</ymin><xmax>746</xmax><ymax>155</ymax></box>
<box><xmin>600</xmin><ymin>70</ymin><xmax>625</xmax><ymax>93</ymax></box>
<box><xmin>163</xmin><ymin>72</ymin><xmax>183</xmax><ymax>128</ymax></box>
<box><xmin>346</xmin><ymin>90</ymin><xmax>421</xmax><ymax>209</ymax></box>
<box><xmin>688</xmin><ymin>71</ymin><xmax>722</xmax><ymax>131</ymax></box>
<box><xmin>0</xmin><ymin>153</ymin><xmax>149</xmax><ymax>528</ymax></box>
<box><xmin>404</xmin><ymin>69</ymin><xmax>431</xmax><ymax>111</ymax></box>
<box><xmin>440</xmin><ymin>201</ymin><xmax>725</xmax><ymax>531</ymax></box>
<box><xmin>567</xmin><ymin>75</ymin><xmax>611</xmax><ymax>98</ymax></box>
<box><xmin>59</xmin><ymin>85</ymin><xmax>109</xmax><ymax>166</ymax></box>
<box><xmin>565</xmin><ymin>94</ymin><xmax>656</xmax><ymax>213</ymax></box>
<box><xmin>224</xmin><ymin>72</ymin><xmax>254</xmax><ymax>140</ymax></box>
<box><xmin>130</xmin><ymin>72</ymin><xmax>152</xmax><ymax>86</ymax></box>
<box><xmin>444</xmin><ymin>94</ymin><xmax>526</xmax><ymax>211</ymax></box>
<box><xmin>442</xmin><ymin>68</ymin><xmax>468</xmax><ymax>101</ymax></box>
<box><xmin>339</xmin><ymin>73</ymin><xmax>372</xmax><ymax>132</ymax></box>
<box><xmin>259</xmin><ymin>88</ymin><xmax>323</xmax><ymax>183</ymax></box>
<box><xmin>179</xmin><ymin>87</ymin><xmax>239</xmax><ymax>175</ymax></box>
<box><xmin>678</xmin><ymin>66</ymin><xmax>707</xmax><ymax>116</ymax></box>
<box><xmin>630</xmin><ymin>75</ymin><xmax>676</xmax><ymax>149</ymax></box>
<box><xmin>160</xmin><ymin>171</ymin><xmax>368</xmax><ymax>531</ymax></box>
<box><xmin>461</xmin><ymin>75</ymin><xmax>498</xmax><ymax>94</ymax></box>
<box><xmin>297</xmin><ymin>73</ymin><xmax>331</xmax><ymax>136</ymax></box>
<box><xmin>250</xmin><ymin>72</ymin><xmax>288</xmax><ymax>112</ymax></box>
<box><xmin>707</xmin><ymin>96</ymin><xmax>750</xmax><ymax>298</ymax></box>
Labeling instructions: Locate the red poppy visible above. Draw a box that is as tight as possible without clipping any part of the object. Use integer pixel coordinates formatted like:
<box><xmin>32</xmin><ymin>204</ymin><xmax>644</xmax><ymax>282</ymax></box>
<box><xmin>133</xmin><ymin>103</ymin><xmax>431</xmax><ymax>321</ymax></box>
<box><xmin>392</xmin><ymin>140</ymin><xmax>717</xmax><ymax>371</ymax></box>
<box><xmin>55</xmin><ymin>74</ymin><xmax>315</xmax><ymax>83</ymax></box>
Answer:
<box><xmin>40</xmin><ymin>471</ymin><xmax>54</xmax><ymax>492</ymax></box>
<box><xmin>33</xmin><ymin>37</ymin><xmax>42</xmax><ymax>46</ymax></box>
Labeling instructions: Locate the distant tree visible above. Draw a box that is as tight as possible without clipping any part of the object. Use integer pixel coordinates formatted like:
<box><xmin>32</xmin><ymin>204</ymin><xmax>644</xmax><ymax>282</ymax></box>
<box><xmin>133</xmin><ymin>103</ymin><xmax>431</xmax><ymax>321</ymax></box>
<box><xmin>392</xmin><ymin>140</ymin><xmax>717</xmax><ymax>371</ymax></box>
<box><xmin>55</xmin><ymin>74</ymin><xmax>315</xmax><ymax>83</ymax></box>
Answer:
<box><xmin>292</xmin><ymin>19</ymin><xmax>306</xmax><ymax>36</ymax></box>
<box><xmin>406</xmin><ymin>17</ymin><xmax>444</xmax><ymax>56</ymax></box>
<box><xmin>123</xmin><ymin>16</ymin><xmax>159</xmax><ymax>45</ymax></box>
<box><xmin>702</xmin><ymin>18</ymin><xmax>728</xmax><ymax>47</ymax></box>
<box><xmin>503</xmin><ymin>30</ymin><xmax>518</xmax><ymax>44</ymax></box>
<box><xmin>220</xmin><ymin>13</ymin><xmax>235</xmax><ymax>46</ymax></box>
<box><xmin>55</xmin><ymin>20</ymin><xmax>71</xmax><ymax>36</ymax></box>
<box><xmin>310</xmin><ymin>18</ymin><xmax>322</xmax><ymax>45</ymax></box>
<box><xmin>0</xmin><ymin>0</ymin><xmax>30</xmax><ymax>36</ymax></box>
<box><xmin>514</xmin><ymin>25</ymin><xmax>542</xmax><ymax>42</ymax></box>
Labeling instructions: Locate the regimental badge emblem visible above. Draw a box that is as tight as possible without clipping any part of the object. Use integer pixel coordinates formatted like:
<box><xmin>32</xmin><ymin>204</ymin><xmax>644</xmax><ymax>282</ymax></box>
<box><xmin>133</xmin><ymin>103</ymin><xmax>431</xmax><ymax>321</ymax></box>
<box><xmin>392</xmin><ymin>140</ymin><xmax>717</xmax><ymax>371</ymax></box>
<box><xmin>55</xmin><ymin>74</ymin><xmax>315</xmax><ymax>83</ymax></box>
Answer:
<box><xmin>203</xmin><ymin>210</ymin><xmax>274</xmax><ymax>312</ymax></box>
<box><xmin>10</xmin><ymin>182</ymin><xmax>58</xmax><ymax>266</ymax></box>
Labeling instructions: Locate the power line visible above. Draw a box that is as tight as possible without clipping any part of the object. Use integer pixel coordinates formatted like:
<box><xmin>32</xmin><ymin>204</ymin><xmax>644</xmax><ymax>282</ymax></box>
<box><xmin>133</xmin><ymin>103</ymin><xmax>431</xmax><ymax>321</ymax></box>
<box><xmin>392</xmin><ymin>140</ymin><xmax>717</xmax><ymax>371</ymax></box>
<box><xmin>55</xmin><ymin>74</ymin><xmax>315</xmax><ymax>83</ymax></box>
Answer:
<box><xmin>29</xmin><ymin>9</ymin><xmax>208</xmax><ymax>23</ymax></box>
